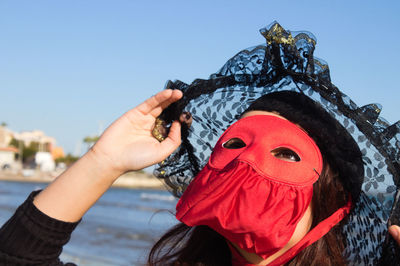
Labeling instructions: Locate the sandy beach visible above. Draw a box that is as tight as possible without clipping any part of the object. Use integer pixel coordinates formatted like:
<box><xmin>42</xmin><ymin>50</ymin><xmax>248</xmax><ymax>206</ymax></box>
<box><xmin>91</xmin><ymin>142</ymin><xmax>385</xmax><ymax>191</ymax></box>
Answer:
<box><xmin>0</xmin><ymin>170</ymin><xmax>165</xmax><ymax>190</ymax></box>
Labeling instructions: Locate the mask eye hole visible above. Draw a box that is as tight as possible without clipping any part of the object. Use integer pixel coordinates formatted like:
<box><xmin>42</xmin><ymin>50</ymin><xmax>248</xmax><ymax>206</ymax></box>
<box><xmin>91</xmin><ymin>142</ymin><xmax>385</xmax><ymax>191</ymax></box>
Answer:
<box><xmin>222</xmin><ymin>138</ymin><xmax>246</xmax><ymax>149</ymax></box>
<box><xmin>271</xmin><ymin>147</ymin><xmax>301</xmax><ymax>162</ymax></box>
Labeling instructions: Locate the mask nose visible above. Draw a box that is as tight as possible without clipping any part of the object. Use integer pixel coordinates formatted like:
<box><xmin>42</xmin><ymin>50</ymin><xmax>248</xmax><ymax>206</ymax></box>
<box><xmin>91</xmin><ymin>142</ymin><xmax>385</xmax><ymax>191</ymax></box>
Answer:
<box><xmin>209</xmin><ymin>136</ymin><xmax>249</xmax><ymax>170</ymax></box>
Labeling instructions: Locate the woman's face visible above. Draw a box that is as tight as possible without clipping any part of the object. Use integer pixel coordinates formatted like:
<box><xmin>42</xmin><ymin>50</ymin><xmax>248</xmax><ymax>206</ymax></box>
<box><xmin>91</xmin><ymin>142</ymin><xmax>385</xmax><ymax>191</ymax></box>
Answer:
<box><xmin>176</xmin><ymin>109</ymin><xmax>321</xmax><ymax>264</ymax></box>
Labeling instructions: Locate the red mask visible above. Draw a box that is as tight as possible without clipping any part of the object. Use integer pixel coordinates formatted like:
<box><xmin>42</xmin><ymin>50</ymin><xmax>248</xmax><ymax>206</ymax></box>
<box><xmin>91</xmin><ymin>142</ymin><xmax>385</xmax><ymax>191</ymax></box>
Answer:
<box><xmin>176</xmin><ymin>115</ymin><xmax>350</xmax><ymax>262</ymax></box>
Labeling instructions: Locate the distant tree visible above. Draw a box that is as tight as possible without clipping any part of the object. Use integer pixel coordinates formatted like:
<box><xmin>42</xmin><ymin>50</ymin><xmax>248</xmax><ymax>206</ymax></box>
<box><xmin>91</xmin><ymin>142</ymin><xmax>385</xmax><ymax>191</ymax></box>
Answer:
<box><xmin>83</xmin><ymin>135</ymin><xmax>99</xmax><ymax>150</ymax></box>
<box><xmin>55</xmin><ymin>153</ymin><xmax>79</xmax><ymax>166</ymax></box>
<box><xmin>28</xmin><ymin>141</ymin><xmax>40</xmax><ymax>151</ymax></box>
<box><xmin>0</xmin><ymin>122</ymin><xmax>7</xmax><ymax>127</ymax></box>
<box><xmin>9</xmin><ymin>138</ymin><xmax>19</xmax><ymax>148</ymax></box>
<box><xmin>9</xmin><ymin>138</ymin><xmax>39</xmax><ymax>162</ymax></box>
<box><xmin>9</xmin><ymin>138</ymin><xmax>22</xmax><ymax>161</ymax></box>
<box><xmin>23</xmin><ymin>142</ymin><xmax>40</xmax><ymax>162</ymax></box>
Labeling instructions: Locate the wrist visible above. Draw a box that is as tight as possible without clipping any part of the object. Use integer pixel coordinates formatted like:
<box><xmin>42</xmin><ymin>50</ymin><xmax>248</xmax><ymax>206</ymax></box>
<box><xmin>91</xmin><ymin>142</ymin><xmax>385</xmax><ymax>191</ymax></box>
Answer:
<box><xmin>84</xmin><ymin>147</ymin><xmax>124</xmax><ymax>181</ymax></box>
<box><xmin>33</xmin><ymin>148</ymin><xmax>123</xmax><ymax>222</ymax></box>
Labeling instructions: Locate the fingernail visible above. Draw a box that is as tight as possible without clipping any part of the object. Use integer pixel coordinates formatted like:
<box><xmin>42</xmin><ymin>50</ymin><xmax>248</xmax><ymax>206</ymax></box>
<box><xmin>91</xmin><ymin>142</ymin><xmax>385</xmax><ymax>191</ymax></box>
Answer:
<box><xmin>389</xmin><ymin>226</ymin><xmax>399</xmax><ymax>238</ymax></box>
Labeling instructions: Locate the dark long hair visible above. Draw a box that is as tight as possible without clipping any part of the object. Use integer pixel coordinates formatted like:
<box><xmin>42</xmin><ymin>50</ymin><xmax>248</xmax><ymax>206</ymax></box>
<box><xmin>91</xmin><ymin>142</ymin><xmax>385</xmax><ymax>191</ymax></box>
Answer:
<box><xmin>148</xmin><ymin>159</ymin><xmax>349</xmax><ymax>266</ymax></box>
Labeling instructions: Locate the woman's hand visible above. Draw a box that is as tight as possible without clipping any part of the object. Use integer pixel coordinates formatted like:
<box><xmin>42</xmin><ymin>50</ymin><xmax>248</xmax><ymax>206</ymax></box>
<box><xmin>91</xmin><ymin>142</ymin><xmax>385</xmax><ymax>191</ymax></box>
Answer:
<box><xmin>389</xmin><ymin>225</ymin><xmax>400</xmax><ymax>246</ymax></box>
<box><xmin>33</xmin><ymin>89</ymin><xmax>183</xmax><ymax>222</ymax></box>
<box><xmin>90</xmin><ymin>89</ymin><xmax>183</xmax><ymax>177</ymax></box>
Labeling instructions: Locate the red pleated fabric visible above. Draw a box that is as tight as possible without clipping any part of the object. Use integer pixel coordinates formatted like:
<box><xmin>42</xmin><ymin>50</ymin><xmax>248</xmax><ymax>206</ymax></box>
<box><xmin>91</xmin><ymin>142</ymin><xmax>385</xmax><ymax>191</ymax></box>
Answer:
<box><xmin>176</xmin><ymin>161</ymin><xmax>313</xmax><ymax>258</ymax></box>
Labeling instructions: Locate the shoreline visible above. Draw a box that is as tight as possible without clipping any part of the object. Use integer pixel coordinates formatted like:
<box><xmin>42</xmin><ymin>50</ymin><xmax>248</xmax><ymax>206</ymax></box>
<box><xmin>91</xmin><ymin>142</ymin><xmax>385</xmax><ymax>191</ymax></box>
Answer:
<box><xmin>0</xmin><ymin>170</ymin><xmax>166</xmax><ymax>190</ymax></box>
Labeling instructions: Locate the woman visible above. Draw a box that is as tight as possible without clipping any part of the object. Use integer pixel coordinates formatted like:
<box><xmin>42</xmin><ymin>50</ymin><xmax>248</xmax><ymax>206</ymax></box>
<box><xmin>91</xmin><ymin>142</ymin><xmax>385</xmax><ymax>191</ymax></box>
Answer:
<box><xmin>149</xmin><ymin>22</ymin><xmax>400</xmax><ymax>265</ymax></box>
<box><xmin>1</xmin><ymin>22</ymin><xmax>399</xmax><ymax>265</ymax></box>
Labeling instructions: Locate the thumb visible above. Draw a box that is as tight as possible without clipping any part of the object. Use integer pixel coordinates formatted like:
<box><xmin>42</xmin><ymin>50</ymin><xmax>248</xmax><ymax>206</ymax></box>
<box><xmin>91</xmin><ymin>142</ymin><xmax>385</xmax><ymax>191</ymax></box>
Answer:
<box><xmin>158</xmin><ymin>121</ymin><xmax>182</xmax><ymax>160</ymax></box>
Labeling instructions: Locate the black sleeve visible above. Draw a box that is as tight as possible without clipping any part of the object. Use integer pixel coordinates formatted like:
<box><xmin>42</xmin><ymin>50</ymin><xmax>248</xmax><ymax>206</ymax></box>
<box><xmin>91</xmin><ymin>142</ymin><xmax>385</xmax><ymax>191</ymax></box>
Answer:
<box><xmin>0</xmin><ymin>190</ymin><xmax>81</xmax><ymax>265</ymax></box>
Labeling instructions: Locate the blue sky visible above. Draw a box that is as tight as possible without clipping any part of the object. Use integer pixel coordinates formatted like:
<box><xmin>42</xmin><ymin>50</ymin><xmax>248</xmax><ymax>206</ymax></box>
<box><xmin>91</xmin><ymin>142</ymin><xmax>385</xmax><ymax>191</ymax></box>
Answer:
<box><xmin>1</xmin><ymin>1</ymin><xmax>399</xmax><ymax>155</ymax></box>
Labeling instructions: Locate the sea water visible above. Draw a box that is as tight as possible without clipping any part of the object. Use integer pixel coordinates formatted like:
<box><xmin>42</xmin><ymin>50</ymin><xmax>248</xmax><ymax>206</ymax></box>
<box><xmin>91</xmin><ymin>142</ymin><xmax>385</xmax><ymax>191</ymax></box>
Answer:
<box><xmin>0</xmin><ymin>181</ymin><xmax>178</xmax><ymax>266</ymax></box>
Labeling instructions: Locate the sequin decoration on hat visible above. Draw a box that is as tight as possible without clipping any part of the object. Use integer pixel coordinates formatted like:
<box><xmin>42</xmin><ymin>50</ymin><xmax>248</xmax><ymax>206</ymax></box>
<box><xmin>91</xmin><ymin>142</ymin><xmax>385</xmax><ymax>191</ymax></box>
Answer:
<box><xmin>152</xmin><ymin>21</ymin><xmax>400</xmax><ymax>265</ymax></box>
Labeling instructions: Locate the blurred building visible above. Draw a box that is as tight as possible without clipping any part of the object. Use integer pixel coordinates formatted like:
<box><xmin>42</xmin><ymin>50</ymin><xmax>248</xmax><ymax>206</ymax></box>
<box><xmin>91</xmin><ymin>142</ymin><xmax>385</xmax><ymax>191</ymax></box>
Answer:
<box><xmin>0</xmin><ymin>126</ymin><xmax>64</xmax><ymax>171</ymax></box>
<box><xmin>14</xmin><ymin>130</ymin><xmax>56</xmax><ymax>152</ymax></box>
<box><xmin>0</xmin><ymin>126</ymin><xmax>19</xmax><ymax>170</ymax></box>
<box><xmin>35</xmin><ymin>152</ymin><xmax>56</xmax><ymax>172</ymax></box>
<box><xmin>0</xmin><ymin>126</ymin><xmax>14</xmax><ymax>148</ymax></box>
<box><xmin>51</xmin><ymin>146</ymin><xmax>65</xmax><ymax>160</ymax></box>
<box><xmin>0</xmin><ymin>146</ymin><xmax>19</xmax><ymax>169</ymax></box>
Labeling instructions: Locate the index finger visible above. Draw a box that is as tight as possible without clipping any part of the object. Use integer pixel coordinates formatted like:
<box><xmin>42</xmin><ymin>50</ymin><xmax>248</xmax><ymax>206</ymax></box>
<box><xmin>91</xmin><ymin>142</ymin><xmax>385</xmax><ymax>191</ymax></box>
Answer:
<box><xmin>136</xmin><ymin>89</ymin><xmax>183</xmax><ymax>116</ymax></box>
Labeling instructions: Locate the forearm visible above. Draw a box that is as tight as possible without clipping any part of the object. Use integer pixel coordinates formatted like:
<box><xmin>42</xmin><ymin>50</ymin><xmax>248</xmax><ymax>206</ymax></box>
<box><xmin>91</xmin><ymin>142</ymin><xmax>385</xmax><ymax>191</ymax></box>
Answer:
<box><xmin>33</xmin><ymin>150</ymin><xmax>121</xmax><ymax>222</ymax></box>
